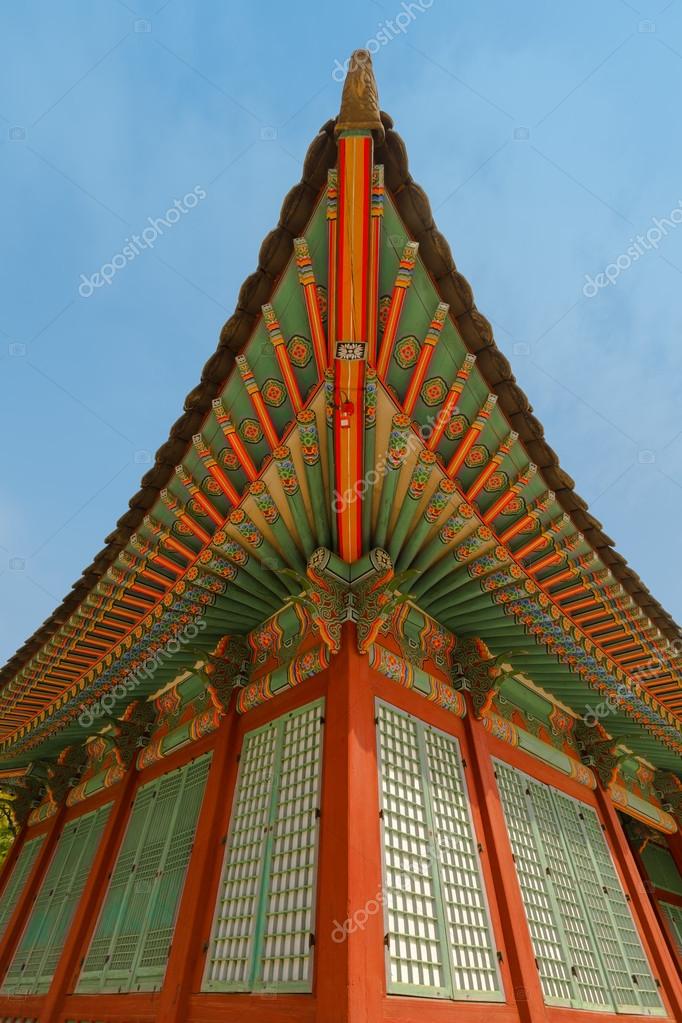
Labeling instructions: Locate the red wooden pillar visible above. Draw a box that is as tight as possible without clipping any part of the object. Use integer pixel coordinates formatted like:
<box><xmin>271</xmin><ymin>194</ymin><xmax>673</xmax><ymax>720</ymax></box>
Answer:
<box><xmin>594</xmin><ymin>784</ymin><xmax>682</xmax><ymax>1017</ymax></box>
<box><xmin>462</xmin><ymin>703</ymin><xmax>548</xmax><ymax>1023</ymax></box>
<box><xmin>666</xmin><ymin>829</ymin><xmax>682</xmax><ymax>879</ymax></box>
<box><xmin>0</xmin><ymin>804</ymin><xmax>67</xmax><ymax>983</ymax></box>
<box><xmin>157</xmin><ymin>700</ymin><xmax>240</xmax><ymax>1022</ymax></box>
<box><xmin>314</xmin><ymin>622</ymin><xmax>384</xmax><ymax>1023</ymax></box>
<box><xmin>37</xmin><ymin>769</ymin><xmax>138</xmax><ymax>1023</ymax></box>
<box><xmin>627</xmin><ymin>834</ymin><xmax>682</xmax><ymax>972</ymax></box>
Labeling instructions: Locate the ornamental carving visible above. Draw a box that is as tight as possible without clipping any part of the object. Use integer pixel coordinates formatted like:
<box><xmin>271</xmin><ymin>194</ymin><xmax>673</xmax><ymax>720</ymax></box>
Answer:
<box><xmin>451</xmin><ymin>637</ymin><xmax>521</xmax><ymax>719</ymax></box>
<box><xmin>335</xmin><ymin>48</ymin><xmax>384</xmax><ymax>140</ymax></box>
<box><xmin>654</xmin><ymin>770</ymin><xmax>682</xmax><ymax>823</ymax></box>
<box><xmin>0</xmin><ymin>769</ymin><xmax>47</xmax><ymax>829</ymax></box>
<box><xmin>352</xmin><ymin>551</ymin><xmax>412</xmax><ymax>654</ymax></box>
<box><xmin>573</xmin><ymin>721</ymin><xmax>632</xmax><ymax>788</ymax></box>
<box><xmin>105</xmin><ymin>700</ymin><xmax>157</xmax><ymax>769</ymax></box>
<box><xmin>204</xmin><ymin>634</ymin><xmax>250</xmax><ymax>709</ymax></box>
<box><xmin>301</xmin><ymin>549</ymin><xmax>349</xmax><ymax>654</ymax></box>
<box><xmin>44</xmin><ymin>745</ymin><xmax>88</xmax><ymax>806</ymax></box>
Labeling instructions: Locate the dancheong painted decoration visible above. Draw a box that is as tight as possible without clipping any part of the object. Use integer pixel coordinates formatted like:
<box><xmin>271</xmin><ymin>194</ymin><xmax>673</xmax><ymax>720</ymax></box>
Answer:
<box><xmin>0</xmin><ymin>50</ymin><xmax>680</xmax><ymax>1023</ymax></box>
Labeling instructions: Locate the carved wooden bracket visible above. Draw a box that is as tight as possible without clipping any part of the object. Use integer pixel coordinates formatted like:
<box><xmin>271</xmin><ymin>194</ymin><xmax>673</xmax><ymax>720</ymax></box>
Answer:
<box><xmin>44</xmin><ymin>745</ymin><xmax>88</xmax><ymax>806</ymax></box>
<box><xmin>204</xmin><ymin>635</ymin><xmax>251</xmax><ymax>709</ymax></box>
<box><xmin>654</xmin><ymin>770</ymin><xmax>682</xmax><ymax>824</ymax></box>
<box><xmin>0</xmin><ymin>761</ymin><xmax>51</xmax><ymax>827</ymax></box>
<box><xmin>351</xmin><ymin>549</ymin><xmax>410</xmax><ymax>654</ymax></box>
<box><xmin>103</xmin><ymin>699</ymin><xmax>157</xmax><ymax>769</ymax></box>
<box><xmin>298</xmin><ymin>548</ymin><xmax>349</xmax><ymax>654</ymax></box>
<box><xmin>573</xmin><ymin>722</ymin><xmax>638</xmax><ymax>788</ymax></box>
<box><xmin>301</xmin><ymin>547</ymin><xmax>410</xmax><ymax>655</ymax></box>
<box><xmin>451</xmin><ymin>637</ymin><xmax>517</xmax><ymax>719</ymax></box>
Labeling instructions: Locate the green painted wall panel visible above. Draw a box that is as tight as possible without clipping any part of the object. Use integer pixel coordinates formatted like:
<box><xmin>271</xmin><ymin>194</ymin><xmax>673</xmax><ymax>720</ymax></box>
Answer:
<box><xmin>660</xmin><ymin>901</ymin><xmax>682</xmax><ymax>957</ymax></box>
<box><xmin>2</xmin><ymin>805</ymin><xmax>111</xmax><ymax>995</ymax></box>
<box><xmin>0</xmin><ymin>834</ymin><xmax>45</xmax><ymax>942</ymax></box>
<box><xmin>642</xmin><ymin>843</ymin><xmax>682</xmax><ymax>897</ymax></box>
<box><xmin>78</xmin><ymin>754</ymin><xmax>210</xmax><ymax>993</ymax></box>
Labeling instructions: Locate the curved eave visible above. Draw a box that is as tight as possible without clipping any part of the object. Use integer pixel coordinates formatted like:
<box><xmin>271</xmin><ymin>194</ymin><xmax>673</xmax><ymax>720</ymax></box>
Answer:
<box><xmin>1</xmin><ymin>84</ymin><xmax>680</xmax><ymax>764</ymax></box>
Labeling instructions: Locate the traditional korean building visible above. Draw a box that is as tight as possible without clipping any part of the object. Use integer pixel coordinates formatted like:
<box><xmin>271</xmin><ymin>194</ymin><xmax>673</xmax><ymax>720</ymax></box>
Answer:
<box><xmin>0</xmin><ymin>50</ymin><xmax>681</xmax><ymax>1023</ymax></box>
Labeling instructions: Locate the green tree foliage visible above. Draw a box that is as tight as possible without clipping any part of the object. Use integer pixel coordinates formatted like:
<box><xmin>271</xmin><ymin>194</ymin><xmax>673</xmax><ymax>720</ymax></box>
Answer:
<box><xmin>0</xmin><ymin>800</ymin><xmax>17</xmax><ymax>867</ymax></box>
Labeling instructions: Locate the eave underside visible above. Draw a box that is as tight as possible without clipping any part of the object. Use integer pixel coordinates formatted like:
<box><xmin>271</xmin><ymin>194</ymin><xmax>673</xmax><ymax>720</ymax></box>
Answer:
<box><xmin>1</xmin><ymin>104</ymin><xmax>680</xmax><ymax>776</ymax></box>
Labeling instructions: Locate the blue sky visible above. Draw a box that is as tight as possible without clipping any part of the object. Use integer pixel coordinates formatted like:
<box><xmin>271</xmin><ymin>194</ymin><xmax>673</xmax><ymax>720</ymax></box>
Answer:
<box><xmin>1</xmin><ymin>0</ymin><xmax>681</xmax><ymax>666</ymax></box>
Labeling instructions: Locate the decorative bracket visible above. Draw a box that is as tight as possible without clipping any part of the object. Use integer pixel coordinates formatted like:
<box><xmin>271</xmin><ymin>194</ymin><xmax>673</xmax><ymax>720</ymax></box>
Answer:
<box><xmin>296</xmin><ymin>547</ymin><xmax>413</xmax><ymax>655</ymax></box>
<box><xmin>301</xmin><ymin>548</ymin><xmax>349</xmax><ymax>654</ymax></box>
<box><xmin>204</xmin><ymin>635</ymin><xmax>251</xmax><ymax>709</ymax></box>
<box><xmin>44</xmin><ymin>745</ymin><xmax>88</xmax><ymax>806</ymax></box>
<box><xmin>0</xmin><ymin>766</ymin><xmax>47</xmax><ymax>828</ymax></box>
<box><xmin>622</xmin><ymin>817</ymin><xmax>656</xmax><ymax>858</ymax></box>
<box><xmin>351</xmin><ymin>549</ymin><xmax>413</xmax><ymax>654</ymax></box>
<box><xmin>451</xmin><ymin>637</ymin><xmax>519</xmax><ymax>719</ymax></box>
<box><xmin>573</xmin><ymin>723</ymin><xmax>639</xmax><ymax>788</ymax></box>
<box><xmin>654</xmin><ymin>770</ymin><xmax>682</xmax><ymax>822</ymax></box>
<box><xmin>102</xmin><ymin>699</ymin><xmax>157</xmax><ymax>769</ymax></box>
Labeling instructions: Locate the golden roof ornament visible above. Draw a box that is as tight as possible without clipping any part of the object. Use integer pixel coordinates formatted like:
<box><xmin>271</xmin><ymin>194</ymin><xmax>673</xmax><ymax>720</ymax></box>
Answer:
<box><xmin>335</xmin><ymin>49</ymin><xmax>385</xmax><ymax>142</ymax></box>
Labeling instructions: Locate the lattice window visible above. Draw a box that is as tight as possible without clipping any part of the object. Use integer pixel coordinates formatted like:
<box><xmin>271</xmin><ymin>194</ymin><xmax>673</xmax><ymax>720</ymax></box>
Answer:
<box><xmin>376</xmin><ymin>701</ymin><xmax>502</xmax><ymax>1001</ymax></box>
<box><xmin>203</xmin><ymin>699</ymin><xmax>324</xmax><ymax>993</ymax></box>
<box><xmin>574</xmin><ymin>799</ymin><xmax>664</xmax><ymax>1013</ymax></box>
<box><xmin>2</xmin><ymin>804</ymin><xmax>111</xmax><ymax>995</ymax></box>
<box><xmin>528</xmin><ymin>779</ymin><xmax>610</xmax><ymax>1010</ymax></box>
<box><xmin>78</xmin><ymin>754</ymin><xmax>210</xmax><ymax>993</ymax></box>
<box><xmin>495</xmin><ymin>760</ymin><xmax>664</xmax><ymax>1015</ymax></box>
<box><xmin>0</xmin><ymin>835</ymin><xmax>45</xmax><ymax>942</ymax></box>
<box><xmin>660</xmin><ymin>901</ymin><xmax>682</xmax><ymax>956</ymax></box>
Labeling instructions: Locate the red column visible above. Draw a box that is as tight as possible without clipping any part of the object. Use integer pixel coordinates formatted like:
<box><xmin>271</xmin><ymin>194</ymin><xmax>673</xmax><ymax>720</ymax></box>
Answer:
<box><xmin>594</xmin><ymin>785</ymin><xmax>682</xmax><ymax>1017</ymax></box>
<box><xmin>462</xmin><ymin>705</ymin><xmax>548</xmax><ymax>1023</ymax></box>
<box><xmin>36</xmin><ymin>770</ymin><xmax>138</xmax><ymax>1023</ymax></box>
<box><xmin>314</xmin><ymin>622</ymin><xmax>384</xmax><ymax>1023</ymax></box>
<box><xmin>0</xmin><ymin>804</ymin><xmax>67</xmax><ymax>983</ymax></box>
<box><xmin>627</xmin><ymin>835</ymin><xmax>682</xmax><ymax>973</ymax></box>
<box><xmin>156</xmin><ymin>701</ymin><xmax>240</xmax><ymax>1022</ymax></box>
<box><xmin>666</xmin><ymin>829</ymin><xmax>682</xmax><ymax>879</ymax></box>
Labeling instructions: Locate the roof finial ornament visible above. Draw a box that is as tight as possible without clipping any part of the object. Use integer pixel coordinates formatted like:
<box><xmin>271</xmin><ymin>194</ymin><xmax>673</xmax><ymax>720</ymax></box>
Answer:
<box><xmin>336</xmin><ymin>49</ymin><xmax>385</xmax><ymax>142</ymax></box>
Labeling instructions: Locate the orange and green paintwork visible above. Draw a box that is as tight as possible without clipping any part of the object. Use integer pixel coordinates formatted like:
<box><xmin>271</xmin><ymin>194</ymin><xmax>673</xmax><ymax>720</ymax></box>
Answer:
<box><xmin>0</xmin><ymin>57</ymin><xmax>680</xmax><ymax>859</ymax></box>
<box><xmin>333</xmin><ymin>130</ymin><xmax>372</xmax><ymax>562</ymax></box>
